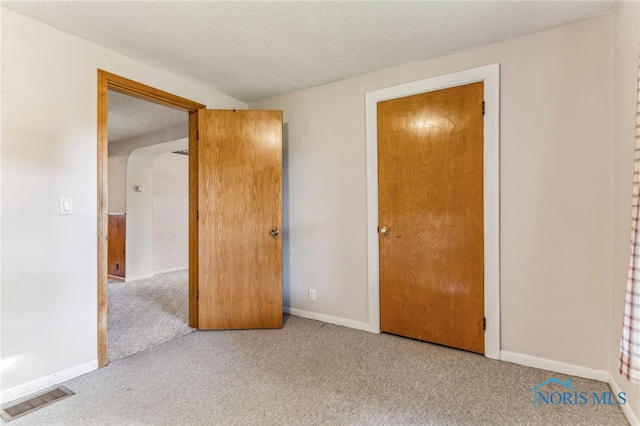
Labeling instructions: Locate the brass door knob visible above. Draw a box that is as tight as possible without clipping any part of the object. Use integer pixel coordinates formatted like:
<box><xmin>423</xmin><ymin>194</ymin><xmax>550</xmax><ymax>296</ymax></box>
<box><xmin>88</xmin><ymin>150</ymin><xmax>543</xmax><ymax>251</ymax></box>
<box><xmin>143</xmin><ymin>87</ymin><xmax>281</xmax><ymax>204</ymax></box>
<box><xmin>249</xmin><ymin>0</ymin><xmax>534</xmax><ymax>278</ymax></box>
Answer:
<box><xmin>380</xmin><ymin>226</ymin><xmax>390</xmax><ymax>235</ymax></box>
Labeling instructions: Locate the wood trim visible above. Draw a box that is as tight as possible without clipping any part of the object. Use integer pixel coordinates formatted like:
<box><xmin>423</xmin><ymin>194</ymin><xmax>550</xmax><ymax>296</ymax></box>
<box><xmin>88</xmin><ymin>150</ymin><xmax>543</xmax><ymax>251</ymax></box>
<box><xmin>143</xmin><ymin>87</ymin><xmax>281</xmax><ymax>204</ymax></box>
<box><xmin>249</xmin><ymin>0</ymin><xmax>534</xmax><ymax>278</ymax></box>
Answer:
<box><xmin>97</xmin><ymin>70</ymin><xmax>202</xmax><ymax>367</ymax></box>
<box><xmin>97</xmin><ymin>71</ymin><xmax>108</xmax><ymax>368</ymax></box>
<box><xmin>99</xmin><ymin>70</ymin><xmax>205</xmax><ymax>112</ymax></box>
<box><xmin>188</xmin><ymin>110</ymin><xmax>199</xmax><ymax>327</ymax></box>
<box><xmin>107</xmin><ymin>275</ymin><xmax>126</xmax><ymax>282</ymax></box>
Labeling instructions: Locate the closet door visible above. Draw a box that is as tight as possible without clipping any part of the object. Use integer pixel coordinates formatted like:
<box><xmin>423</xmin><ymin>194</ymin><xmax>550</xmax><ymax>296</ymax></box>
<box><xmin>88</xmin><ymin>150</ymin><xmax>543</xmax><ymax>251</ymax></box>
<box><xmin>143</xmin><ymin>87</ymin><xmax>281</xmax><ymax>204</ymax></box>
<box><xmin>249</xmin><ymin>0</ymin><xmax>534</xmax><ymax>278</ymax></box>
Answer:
<box><xmin>378</xmin><ymin>83</ymin><xmax>485</xmax><ymax>353</ymax></box>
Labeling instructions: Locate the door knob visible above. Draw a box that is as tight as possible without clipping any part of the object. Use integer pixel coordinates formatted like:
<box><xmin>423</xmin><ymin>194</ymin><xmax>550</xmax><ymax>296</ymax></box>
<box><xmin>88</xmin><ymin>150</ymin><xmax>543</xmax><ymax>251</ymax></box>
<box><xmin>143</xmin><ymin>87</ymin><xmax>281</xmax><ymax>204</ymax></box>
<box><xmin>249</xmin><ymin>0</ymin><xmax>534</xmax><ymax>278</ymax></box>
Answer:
<box><xmin>270</xmin><ymin>228</ymin><xmax>280</xmax><ymax>237</ymax></box>
<box><xmin>380</xmin><ymin>226</ymin><xmax>390</xmax><ymax>235</ymax></box>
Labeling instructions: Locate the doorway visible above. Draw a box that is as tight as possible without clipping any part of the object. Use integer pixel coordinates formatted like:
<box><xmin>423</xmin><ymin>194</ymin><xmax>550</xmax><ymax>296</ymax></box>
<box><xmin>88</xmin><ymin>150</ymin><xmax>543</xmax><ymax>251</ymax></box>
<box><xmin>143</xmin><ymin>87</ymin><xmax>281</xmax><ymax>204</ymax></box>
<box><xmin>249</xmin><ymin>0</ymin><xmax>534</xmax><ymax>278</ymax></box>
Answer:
<box><xmin>97</xmin><ymin>70</ymin><xmax>204</xmax><ymax>367</ymax></box>
<box><xmin>364</xmin><ymin>65</ymin><xmax>501</xmax><ymax>359</ymax></box>
<box><xmin>107</xmin><ymin>93</ymin><xmax>190</xmax><ymax>360</ymax></box>
<box><xmin>98</xmin><ymin>71</ymin><xmax>285</xmax><ymax>366</ymax></box>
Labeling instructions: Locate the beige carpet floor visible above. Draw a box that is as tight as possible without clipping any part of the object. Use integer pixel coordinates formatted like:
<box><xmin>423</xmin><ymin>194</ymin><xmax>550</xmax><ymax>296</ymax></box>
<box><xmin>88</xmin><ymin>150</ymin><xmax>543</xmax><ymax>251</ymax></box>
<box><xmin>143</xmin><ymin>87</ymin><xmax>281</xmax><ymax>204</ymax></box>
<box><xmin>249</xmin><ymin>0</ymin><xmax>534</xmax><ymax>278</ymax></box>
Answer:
<box><xmin>108</xmin><ymin>269</ymin><xmax>194</xmax><ymax>361</ymax></box>
<box><xmin>3</xmin><ymin>315</ymin><xmax>628</xmax><ymax>425</ymax></box>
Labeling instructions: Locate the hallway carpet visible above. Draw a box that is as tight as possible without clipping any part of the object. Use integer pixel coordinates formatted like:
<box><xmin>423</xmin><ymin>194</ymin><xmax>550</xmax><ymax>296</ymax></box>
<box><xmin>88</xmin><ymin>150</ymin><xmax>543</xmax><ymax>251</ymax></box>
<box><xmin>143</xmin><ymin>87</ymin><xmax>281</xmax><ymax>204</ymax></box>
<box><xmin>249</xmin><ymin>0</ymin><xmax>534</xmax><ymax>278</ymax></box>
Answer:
<box><xmin>5</xmin><ymin>315</ymin><xmax>628</xmax><ymax>425</ymax></box>
<box><xmin>108</xmin><ymin>269</ymin><xmax>193</xmax><ymax>361</ymax></box>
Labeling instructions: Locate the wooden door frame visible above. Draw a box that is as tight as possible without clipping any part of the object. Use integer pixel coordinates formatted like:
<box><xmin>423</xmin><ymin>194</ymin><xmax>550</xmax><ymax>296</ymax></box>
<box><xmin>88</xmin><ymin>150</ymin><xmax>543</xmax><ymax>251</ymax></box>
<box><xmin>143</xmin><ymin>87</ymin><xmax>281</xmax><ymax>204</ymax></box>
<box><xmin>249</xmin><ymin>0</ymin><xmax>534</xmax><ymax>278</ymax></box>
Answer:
<box><xmin>97</xmin><ymin>70</ymin><xmax>205</xmax><ymax>367</ymax></box>
<box><xmin>364</xmin><ymin>64</ymin><xmax>501</xmax><ymax>359</ymax></box>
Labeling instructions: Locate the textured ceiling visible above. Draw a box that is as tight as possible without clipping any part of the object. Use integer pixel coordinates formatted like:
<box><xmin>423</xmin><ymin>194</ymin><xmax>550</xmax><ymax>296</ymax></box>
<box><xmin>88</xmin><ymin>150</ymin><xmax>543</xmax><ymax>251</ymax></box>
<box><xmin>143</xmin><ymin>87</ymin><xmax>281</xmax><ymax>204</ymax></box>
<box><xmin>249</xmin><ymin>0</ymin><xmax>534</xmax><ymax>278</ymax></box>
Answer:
<box><xmin>108</xmin><ymin>90</ymin><xmax>187</xmax><ymax>143</ymax></box>
<box><xmin>2</xmin><ymin>1</ymin><xmax>618</xmax><ymax>103</ymax></box>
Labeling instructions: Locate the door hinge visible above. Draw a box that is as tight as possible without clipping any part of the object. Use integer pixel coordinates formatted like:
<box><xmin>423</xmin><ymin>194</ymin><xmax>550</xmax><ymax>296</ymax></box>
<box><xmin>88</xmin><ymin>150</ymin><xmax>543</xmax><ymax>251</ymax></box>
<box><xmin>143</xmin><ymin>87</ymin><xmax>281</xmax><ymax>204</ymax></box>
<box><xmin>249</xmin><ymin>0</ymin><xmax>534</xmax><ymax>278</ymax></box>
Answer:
<box><xmin>197</xmin><ymin>290</ymin><xmax>199</xmax><ymax>300</ymax></box>
<box><xmin>197</xmin><ymin>210</ymin><xmax>199</xmax><ymax>220</ymax></box>
<box><xmin>482</xmin><ymin>101</ymin><xmax>485</xmax><ymax>116</ymax></box>
<box><xmin>196</xmin><ymin>130</ymin><xmax>199</xmax><ymax>141</ymax></box>
<box><xmin>482</xmin><ymin>317</ymin><xmax>486</xmax><ymax>331</ymax></box>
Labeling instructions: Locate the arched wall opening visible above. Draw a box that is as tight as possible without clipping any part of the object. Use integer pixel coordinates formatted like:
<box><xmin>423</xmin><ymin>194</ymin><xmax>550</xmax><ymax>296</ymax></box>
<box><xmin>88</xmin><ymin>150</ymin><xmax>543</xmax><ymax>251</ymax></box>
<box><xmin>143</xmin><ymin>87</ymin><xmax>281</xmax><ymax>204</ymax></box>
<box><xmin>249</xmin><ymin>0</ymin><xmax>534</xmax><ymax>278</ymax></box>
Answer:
<box><xmin>125</xmin><ymin>138</ymin><xmax>188</xmax><ymax>280</ymax></box>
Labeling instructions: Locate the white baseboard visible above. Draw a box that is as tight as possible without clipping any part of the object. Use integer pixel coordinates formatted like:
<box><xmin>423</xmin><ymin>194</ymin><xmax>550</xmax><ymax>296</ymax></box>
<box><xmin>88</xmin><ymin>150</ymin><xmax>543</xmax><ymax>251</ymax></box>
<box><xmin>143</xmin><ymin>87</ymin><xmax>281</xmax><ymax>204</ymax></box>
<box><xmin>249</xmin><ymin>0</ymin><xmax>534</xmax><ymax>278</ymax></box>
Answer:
<box><xmin>500</xmin><ymin>351</ymin><xmax>639</xmax><ymax>425</ymax></box>
<box><xmin>609</xmin><ymin>373</ymin><xmax>640</xmax><ymax>426</ymax></box>
<box><xmin>500</xmin><ymin>351</ymin><xmax>609</xmax><ymax>382</ymax></box>
<box><xmin>284</xmin><ymin>307</ymin><xmax>378</xmax><ymax>333</ymax></box>
<box><xmin>124</xmin><ymin>268</ymin><xmax>187</xmax><ymax>282</ymax></box>
<box><xmin>153</xmin><ymin>267</ymin><xmax>188</xmax><ymax>275</ymax></box>
<box><xmin>1</xmin><ymin>359</ymin><xmax>98</xmax><ymax>404</ymax></box>
<box><xmin>124</xmin><ymin>273</ymin><xmax>154</xmax><ymax>282</ymax></box>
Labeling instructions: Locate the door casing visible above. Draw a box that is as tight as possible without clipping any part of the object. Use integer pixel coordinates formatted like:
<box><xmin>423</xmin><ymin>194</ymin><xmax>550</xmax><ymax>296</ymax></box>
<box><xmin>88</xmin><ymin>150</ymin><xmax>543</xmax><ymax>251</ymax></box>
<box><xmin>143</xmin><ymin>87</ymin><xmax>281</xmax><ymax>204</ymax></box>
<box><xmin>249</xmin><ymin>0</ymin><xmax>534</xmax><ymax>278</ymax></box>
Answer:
<box><xmin>97</xmin><ymin>70</ymin><xmax>205</xmax><ymax>367</ymax></box>
<box><xmin>364</xmin><ymin>64</ymin><xmax>501</xmax><ymax>359</ymax></box>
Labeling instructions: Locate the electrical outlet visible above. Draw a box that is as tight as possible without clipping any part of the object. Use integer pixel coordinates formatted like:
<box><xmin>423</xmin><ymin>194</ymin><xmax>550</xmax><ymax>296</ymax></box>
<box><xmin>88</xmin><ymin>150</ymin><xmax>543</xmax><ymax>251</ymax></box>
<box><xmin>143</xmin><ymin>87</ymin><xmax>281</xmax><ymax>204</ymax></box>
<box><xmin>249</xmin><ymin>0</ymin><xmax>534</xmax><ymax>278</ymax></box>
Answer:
<box><xmin>308</xmin><ymin>289</ymin><xmax>316</xmax><ymax>302</ymax></box>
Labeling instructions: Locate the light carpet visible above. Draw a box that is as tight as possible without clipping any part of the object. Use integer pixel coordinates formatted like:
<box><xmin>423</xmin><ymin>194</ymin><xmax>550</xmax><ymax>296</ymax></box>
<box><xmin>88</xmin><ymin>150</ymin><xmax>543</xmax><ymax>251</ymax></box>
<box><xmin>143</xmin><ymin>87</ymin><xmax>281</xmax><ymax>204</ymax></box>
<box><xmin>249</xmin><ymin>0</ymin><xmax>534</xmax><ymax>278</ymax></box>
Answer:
<box><xmin>4</xmin><ymin>315</ymin><xmax>628</xmax><ymax>425</ymax></box>
<box><xmin>108</xmin><ymin>269</ymin><xmax>193</xmax><ymax>361</ymax></box>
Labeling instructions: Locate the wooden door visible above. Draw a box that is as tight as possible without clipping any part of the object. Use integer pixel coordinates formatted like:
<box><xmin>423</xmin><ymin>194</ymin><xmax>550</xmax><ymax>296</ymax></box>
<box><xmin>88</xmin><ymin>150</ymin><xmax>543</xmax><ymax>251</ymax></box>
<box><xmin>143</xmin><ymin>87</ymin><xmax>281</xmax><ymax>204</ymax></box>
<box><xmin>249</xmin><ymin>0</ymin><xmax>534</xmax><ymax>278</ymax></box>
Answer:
<box><xmin>196</xmin><ymin>109</ymin><xmax>283</xmax><ymax>329</ymax></box>
<box><xmin>107</xmin><ymin>213</ymin><xmax>126</xmax><ymax>279</ymax></box>
<box><xmin>378</xmin><ymin>82</ymin><xmax>484</xmax><ymax>353</ymax></box>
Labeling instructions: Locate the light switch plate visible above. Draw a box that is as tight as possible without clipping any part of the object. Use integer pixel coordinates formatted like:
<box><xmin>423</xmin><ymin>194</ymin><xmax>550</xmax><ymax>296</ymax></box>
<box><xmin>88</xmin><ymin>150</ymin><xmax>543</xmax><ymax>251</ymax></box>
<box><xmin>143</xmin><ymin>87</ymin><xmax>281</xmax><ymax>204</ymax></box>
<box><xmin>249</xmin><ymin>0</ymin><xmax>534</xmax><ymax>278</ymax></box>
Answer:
<box><xmin>60</xmin><ymin>197</ymin><xmax>73</xmax><ymax>215</ymax></box>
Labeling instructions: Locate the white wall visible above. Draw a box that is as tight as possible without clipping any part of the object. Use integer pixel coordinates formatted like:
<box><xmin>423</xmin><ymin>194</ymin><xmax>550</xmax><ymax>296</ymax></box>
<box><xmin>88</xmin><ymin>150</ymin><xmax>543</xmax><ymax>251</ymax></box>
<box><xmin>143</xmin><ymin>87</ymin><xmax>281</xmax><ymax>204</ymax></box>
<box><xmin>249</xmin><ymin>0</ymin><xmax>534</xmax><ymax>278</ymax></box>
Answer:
<box><xmin>125</xmin><ymin>149</ymin><xmax>155</xmax><ymax>280</ymax></box>
<box><xmin>107</xmin><ymin>154</ymin><xmax>127</xmax><ymax>213</ymax></box>
<box><xmin>0</xmin><ymin>9</ymin><xmax>246</xmax><ymax>399</ymax></box>
<box><xmin>108</xmin><ymin>122</ymin><xmax>187</xmax><ymax>214</ymax></box>
<box><xmin>126</xmin><ymin>140</ymin><xmax>186</xmax><ymax>281</ymax></box>
<box><xmin>152</xmin><ymin>153</ymin><xmax>188</xmax><ymax>273</ymax></box>
<box><xmin>253</xmin><ymin>17</ymin><xmax>613</xmax><ymax>370</ymax></box>
<box><xmin>610</xmin><ymin>1</ymin><xmax>640</xmax><ymax>420</ymax></box>
<box><xmin>255</xmin><ymin>11</ymin><xmax>640</xmax><ymax>422</ymax></box>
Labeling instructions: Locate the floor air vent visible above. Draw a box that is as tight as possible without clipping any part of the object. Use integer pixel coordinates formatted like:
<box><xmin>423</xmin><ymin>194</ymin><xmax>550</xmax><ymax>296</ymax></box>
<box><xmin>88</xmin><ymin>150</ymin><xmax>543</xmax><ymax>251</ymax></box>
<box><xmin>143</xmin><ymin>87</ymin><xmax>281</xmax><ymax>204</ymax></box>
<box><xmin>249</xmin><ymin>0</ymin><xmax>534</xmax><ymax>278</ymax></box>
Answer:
<box><xmin>1</xmin><ymin>386</ymin><xmax>75</xmax><ymax>422</ymax></box>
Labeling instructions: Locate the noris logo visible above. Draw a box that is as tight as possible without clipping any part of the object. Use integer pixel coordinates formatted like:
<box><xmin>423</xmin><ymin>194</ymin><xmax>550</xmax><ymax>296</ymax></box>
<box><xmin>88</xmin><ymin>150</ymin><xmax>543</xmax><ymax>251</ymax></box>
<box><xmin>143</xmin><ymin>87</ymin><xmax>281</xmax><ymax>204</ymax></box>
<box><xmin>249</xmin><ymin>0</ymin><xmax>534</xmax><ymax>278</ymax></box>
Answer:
<box><xmin>529</xmin><ymin>378</ymin><xmax>627</xmax><ymax>407</ymax></box>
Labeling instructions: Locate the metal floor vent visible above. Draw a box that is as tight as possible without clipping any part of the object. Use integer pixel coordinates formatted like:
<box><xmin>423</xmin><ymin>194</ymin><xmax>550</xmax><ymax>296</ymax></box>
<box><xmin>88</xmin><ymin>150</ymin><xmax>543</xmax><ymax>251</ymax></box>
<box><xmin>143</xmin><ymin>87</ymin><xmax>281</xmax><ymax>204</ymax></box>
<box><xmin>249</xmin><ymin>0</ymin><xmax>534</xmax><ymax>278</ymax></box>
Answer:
<box><xmin>0</xmin><ymin>386</ymin><xmax>75</xmax><ymax>422</ymax></box>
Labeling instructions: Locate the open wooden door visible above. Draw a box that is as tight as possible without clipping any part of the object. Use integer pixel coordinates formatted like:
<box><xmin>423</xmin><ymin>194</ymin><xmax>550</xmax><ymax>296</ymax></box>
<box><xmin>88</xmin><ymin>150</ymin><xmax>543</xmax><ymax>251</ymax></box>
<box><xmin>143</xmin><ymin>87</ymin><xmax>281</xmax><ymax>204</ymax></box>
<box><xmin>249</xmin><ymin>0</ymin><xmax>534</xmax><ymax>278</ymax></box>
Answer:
<box><xmin>194</xmin><ymin>109</ymin><xmax>283</xmax><ymax>329</ymax></box>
